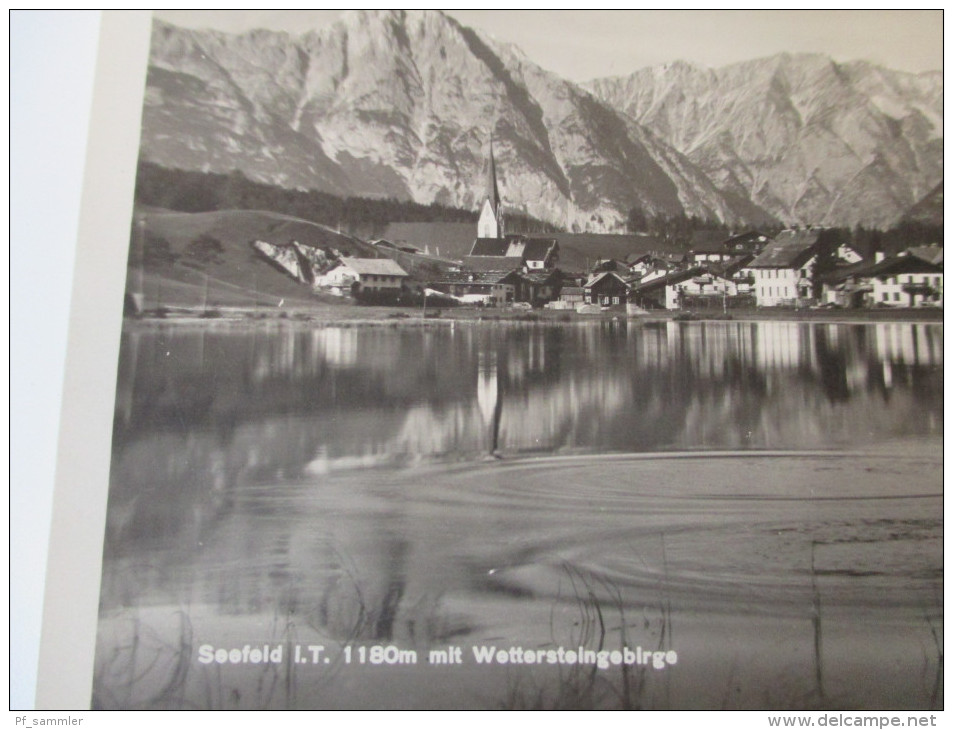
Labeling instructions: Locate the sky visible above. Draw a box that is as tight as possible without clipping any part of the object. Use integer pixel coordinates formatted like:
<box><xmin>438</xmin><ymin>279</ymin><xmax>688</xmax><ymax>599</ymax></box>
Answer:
<box><xmin>154</xmin><ymin>9</ymin><xmax>943</xmax><ymax>80</ymax></box>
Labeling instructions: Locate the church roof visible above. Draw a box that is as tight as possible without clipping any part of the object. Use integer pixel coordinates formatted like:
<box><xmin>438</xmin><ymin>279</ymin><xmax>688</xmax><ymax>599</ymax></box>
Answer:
<box><xmin>462</xmin><ymin>255</ymin><xmax>524</xmax><ymax>272</ymax></box>
<box><xmin>521</xmin><ymin>237</ymin><xmax>558</xmax><ymax>262</ymax></box>
<box><xmin>469</xmin><ymin>238</ymin><xmax>511</xmax><ymax>257</ymax></box>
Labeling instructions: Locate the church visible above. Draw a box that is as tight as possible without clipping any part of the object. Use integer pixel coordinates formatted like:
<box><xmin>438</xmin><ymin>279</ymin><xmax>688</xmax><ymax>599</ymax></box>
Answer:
<box><xmin>424</xmin><ymin>140</ymin><xmax>562</xmax><ymax>306</ymax></box>
<box><xmin>466</xmin><ymin>141</ymin><xmax>560</xmax><ymax>274</ymax></box>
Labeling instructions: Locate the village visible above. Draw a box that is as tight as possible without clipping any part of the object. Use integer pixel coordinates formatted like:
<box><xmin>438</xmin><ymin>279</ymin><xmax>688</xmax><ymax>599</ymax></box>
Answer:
<box><xmin>290</xmin><ymin>147</ymin><xmax>943</xmax><ymax>318</ymax></box>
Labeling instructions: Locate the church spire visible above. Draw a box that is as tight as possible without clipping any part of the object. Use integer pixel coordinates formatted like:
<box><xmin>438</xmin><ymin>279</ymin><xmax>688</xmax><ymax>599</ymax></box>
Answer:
<box><xmin>485</xmin><ymin>138</ymin><xmax>501</xmax><ymax>211</ymax></box>
<box><xmin>477</xmin><ymin>135</ymin><xmax>505</xmax><ymax>239</ymax></box>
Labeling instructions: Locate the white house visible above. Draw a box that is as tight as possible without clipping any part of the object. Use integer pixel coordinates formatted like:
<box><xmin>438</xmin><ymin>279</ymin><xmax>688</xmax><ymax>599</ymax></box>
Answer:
<box><xmin>632</xmin><ymin>267</ymin><xmax>738</xmax><ymax>310</ymax></box>
<box><xmin>866</xmin><ymin>254</ymin><xmax>943</xmax><ymax>307</ymax></box>
<box><xmin>748</xmin><ymin>230</ymin><xmax>826</xmax><ymax>306</ymax></box>
<box><xmin>820</xmin><ymin>252</ymin><xmax>943</xmax><ymax>308</ymax></box>
<box><xmin>315</xmin><ymin>257</ymin><xmax>409</xmax><ymax>295</ymax></box>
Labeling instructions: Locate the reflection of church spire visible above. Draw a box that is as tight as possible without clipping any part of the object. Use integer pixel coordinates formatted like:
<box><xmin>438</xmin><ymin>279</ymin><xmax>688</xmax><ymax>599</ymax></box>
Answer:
<box><xmin>477</xmin><ymin>136</ymin><xmax>505</xmax><ymax>239</ymax></box>
<box><xmin>476</xmin><ymin>353</ymin><xmax>504</xmax><ymax>457</ymax></box>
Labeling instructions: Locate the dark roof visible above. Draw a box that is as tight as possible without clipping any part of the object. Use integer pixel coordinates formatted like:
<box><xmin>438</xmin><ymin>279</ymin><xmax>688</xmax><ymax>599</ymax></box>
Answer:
<box><xmin>748</xmin><ymin>230</ymin><xmax>824</xmax><ymax>269</ymax></box>
<box><xmin>521</xmin><ymin>237</ymin><xmax>558</xmax><ymax>261</ymax></box>
<box><xmin>688</xmin><ymin>230</ymin><xmax>727</xmax><ymax>251</ymax></box>
<box><xmin>818</xmin><ymin>260</ymin><xmax>875</xmax><ymax>285</ymax></box>
<box><xmin>469</xmin><ymin>238</ymin><xmax>511</xmax><ymax>257</ymax></box>
<box><xmin>841</xmin><ymin>254</ymin><xmax>943</xmax><ymax>280</ymax></box>
<box><xmin>383</xmin><ymin>222</ymin><xmax>476</xmax><ymax>260</ymax></box>
<box><xmin>462</xmin><ymin>255</ymin><xmax>523</xmax><ymax>272</ymax></box>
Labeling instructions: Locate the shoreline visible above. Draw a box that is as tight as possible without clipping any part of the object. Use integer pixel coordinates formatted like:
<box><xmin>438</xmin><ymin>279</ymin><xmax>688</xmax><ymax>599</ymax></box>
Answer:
<box><xmin>123</xmin><ymin>302</ymin><xmax>945</xmax><ymax>328</ymax></box>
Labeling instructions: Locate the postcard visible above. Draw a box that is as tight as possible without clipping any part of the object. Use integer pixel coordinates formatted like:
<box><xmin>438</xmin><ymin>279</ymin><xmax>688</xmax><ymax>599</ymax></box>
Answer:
<box><xmin>36</xmin><ymin>10</ymin><xmax>943</xmax><ymax>711</ymax></box>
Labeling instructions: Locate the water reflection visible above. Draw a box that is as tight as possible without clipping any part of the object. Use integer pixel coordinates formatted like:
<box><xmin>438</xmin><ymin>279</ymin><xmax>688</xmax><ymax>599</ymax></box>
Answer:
<box><xmin>97</xmin><ymin>320</ymin><xmax>943</xmax><ymax>709</ymax></box>
<box><xmin>109</xmin><ymin>321</ymin><xmax>942</xmax><ymax>519</ymax></box>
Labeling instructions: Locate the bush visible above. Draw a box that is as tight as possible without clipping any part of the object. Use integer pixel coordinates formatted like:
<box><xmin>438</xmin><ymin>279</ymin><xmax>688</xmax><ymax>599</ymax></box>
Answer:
<box><xmin>185</xmin><ymin>234</ymin><xmax>226</xmax><ymax>265</ymax></box>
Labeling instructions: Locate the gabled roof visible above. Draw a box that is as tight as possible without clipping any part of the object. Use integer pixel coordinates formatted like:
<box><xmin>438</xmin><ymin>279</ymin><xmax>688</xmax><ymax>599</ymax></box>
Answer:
<box><xmin>339</xmin><ymin>257</ymin><xmax>408</xmax><ymax>276</ymax></box>
<box><xmin>521</xmin><ymin>237</ymin><xmax>558</xmax><ymax>261</ymax></box>
<box><xmin>748</xmin><ymin>230</ymin><xmax>824</xmax><ymax>269</ymax></box>
<box><xmin>907</xmin><ymin>245</ymin><xmax>944</xmax><ymax>265</ymax></box>
<box><xmin>469</xmin><ymin>238</ymin><xmax>511</xmax><ymax>257</ymax></box>
<box><xmin>462</xmin><ymin>255</ymin><xmax>523</xmax><ymax>272</ymax></box>
<box><xmin>583</xmin><ymin>271</ymin><xmax>630</xmax><ymax>289</ymax></box>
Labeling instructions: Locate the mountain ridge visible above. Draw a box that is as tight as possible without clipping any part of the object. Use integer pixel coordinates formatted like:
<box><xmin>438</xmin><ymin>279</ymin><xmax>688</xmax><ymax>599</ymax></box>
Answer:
<box><xmin>141</xmin><ymin>11</ymin><xmax>940</xmax><ymax>231</ymax></box>
<box><xmin>585</xmin><ymin>51</ymin><xmax>941</xmax><ymax>228</ymax></box>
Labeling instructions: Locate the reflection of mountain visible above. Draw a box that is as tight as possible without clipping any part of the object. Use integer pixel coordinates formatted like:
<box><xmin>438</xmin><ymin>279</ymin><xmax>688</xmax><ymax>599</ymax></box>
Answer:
<box><xmin>106</xmin><ymin>321</ymin><xmax>942</xmax><ymax>550</ymax></box>
<box><xmin>111</xmin><ymin>322</ymin><xmax>943</xmax><ymax>478</ymax></box>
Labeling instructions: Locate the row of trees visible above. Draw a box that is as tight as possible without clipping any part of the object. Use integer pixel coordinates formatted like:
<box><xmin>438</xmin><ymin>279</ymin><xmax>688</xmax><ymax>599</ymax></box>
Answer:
<box><xmin>133</xmin><ymin>162</ymin><xmax>940</xmax><ymax>252</ymax></box>
<box><xmin>626</xmin><ymin>204</ymin><xmax>942</xmax><ymax>254</ymax></box>
<box><xmin>134</xmin><ymin>163</ymin><xmax>477</xmax><ymax>233</ymax></box>
<box><xmin>133</xmin><ymin>162</ymin><xmax>557</xmax><ymax>237</ymax></box>
<box><xmin>625</xmin><ymin>206</ymin><xmax>773</xmax><ymax>245</ymax></box>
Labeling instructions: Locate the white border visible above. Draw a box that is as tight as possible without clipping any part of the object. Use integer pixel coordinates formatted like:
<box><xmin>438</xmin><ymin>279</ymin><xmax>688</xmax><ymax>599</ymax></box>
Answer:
<box><xmin>29</xmin><ymin>11</ymin><xmax>152</xmax><ymax>710</ymax></box>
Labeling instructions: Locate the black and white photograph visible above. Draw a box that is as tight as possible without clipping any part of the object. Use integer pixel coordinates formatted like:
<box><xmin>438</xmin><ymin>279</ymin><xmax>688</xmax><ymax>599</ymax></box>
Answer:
<box><xmin>31</xmin><ymin>9</ymin><xmax>942</xmax><ymax>713</ymax></box>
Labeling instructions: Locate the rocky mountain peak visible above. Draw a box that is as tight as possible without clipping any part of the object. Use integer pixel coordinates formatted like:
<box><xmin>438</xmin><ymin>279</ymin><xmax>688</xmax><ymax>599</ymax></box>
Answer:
<box><xmin>587</xmin><ymin>52</ymin><xmax>941</xmax><ymax>227</ymax></box>
<box><xmin>141</xmin><ymin>13</ymin><xmax>939</xmax><ymax>230</ymax></box>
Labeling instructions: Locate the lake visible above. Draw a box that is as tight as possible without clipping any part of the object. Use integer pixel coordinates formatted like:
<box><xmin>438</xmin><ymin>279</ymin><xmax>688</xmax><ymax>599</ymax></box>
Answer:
<box><xmin>94</xmin><ymin>319</ymin><xmax>943</xmax><ymax>710</ymax></box>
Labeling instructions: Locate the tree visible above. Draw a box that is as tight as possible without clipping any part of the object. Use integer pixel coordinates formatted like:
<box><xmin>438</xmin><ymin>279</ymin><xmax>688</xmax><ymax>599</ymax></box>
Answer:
<box><xmin>185</xmin><ymin>234</ymin><xmax>225</xmax><ymax>265</ymax></box>
<box><xmin>810</xmin><ymin>228</ymin><xmax>846</xmax><ymax>298</ymax></box>
<box><xmin>626</xmin><ymin>205</ymin><xmax>648</xmax><ymax>233</ymax></box>
<box><xmin>143</xmin><ymin>232</ymin><xmax>176</xmax><ymax>267</ymax></box>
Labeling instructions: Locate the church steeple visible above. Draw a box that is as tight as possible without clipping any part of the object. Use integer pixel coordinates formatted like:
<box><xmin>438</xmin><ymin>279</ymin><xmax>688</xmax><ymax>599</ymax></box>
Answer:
<box><xmin>485</xmin><ymin>140</ymin><xmax>501</xmax><ymax>211</ymax></box>
<box><xmin>478</xmin><ymin>137</ymin><xmax>505</xmax><ymax>239</ymax></box>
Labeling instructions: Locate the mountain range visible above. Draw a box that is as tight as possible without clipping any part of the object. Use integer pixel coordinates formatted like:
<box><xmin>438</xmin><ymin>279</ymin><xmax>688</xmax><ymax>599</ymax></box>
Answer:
<box><xmin>141</xmin><ymin>10</ymin><xmax>942</xmax><ymax>231</ymax></box>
